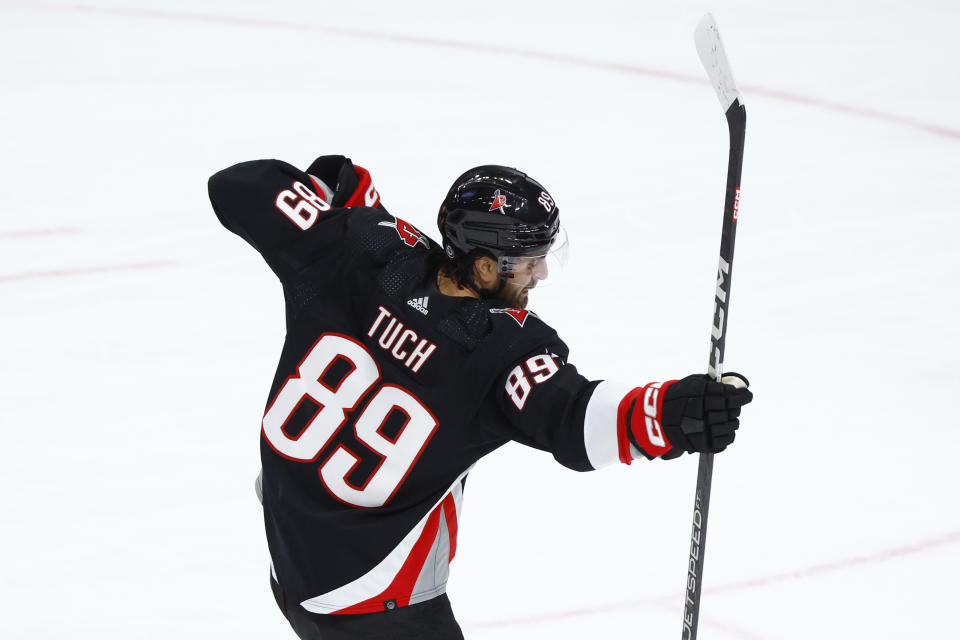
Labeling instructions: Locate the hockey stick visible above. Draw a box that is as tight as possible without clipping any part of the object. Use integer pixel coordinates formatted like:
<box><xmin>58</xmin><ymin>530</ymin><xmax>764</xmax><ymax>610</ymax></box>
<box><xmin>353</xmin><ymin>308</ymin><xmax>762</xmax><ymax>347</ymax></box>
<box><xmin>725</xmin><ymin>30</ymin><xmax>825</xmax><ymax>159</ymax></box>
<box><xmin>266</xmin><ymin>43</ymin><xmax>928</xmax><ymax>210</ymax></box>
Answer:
<box><xmin>681</xmin><ymin>14</ymin><xmax>746</xmax><ymax>640</ymax></box>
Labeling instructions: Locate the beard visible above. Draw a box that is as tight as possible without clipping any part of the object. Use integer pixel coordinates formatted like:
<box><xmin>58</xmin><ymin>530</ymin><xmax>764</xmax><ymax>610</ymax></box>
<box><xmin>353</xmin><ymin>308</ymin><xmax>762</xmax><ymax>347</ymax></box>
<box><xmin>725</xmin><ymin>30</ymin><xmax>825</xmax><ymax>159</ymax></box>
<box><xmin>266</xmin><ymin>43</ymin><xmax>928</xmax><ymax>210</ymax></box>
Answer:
<box><xmin>500</xmin><ymin>282</ymin><xmax>532</xmax><ymax>309</ymax></box>
<box><xmin>475</xmin><ymin>276</ymin><xmax>535</xmax><ymax>309</ymax></box>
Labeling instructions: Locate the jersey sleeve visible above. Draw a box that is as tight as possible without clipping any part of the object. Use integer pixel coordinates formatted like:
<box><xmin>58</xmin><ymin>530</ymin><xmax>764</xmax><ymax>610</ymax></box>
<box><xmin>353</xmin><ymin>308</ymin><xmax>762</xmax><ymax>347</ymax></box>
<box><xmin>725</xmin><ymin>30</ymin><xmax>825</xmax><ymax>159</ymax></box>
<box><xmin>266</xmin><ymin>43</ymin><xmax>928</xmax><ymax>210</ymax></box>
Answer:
<box><xmin>486</xmin><ymin>344</ymin><xmax>663</xmax><ymax>471</ymax></box>
<box><xmin>207</xmin><ymin>156</ymin><xmax>381</xmax><ymax>280</ymax></box>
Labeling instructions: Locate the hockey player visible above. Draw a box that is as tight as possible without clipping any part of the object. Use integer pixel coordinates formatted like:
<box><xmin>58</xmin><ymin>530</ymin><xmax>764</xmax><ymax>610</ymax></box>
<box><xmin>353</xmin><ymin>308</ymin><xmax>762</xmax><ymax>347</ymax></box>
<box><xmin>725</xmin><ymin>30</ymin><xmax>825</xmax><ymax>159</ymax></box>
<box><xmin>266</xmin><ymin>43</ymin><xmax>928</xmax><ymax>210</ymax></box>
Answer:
<box><xmin>208</xmin><ymin>156</ymin><xmax>753</xmax><ymax>639</ymax></box>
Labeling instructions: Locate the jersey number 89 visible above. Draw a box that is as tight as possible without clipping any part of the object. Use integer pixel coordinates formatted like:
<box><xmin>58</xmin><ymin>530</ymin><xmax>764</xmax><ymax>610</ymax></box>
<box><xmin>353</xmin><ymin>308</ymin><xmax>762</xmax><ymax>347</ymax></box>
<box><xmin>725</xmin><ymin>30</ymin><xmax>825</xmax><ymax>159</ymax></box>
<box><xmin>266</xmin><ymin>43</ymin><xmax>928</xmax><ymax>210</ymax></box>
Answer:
<box><xmin>262</xmin><ymin>334</ymin><xmax>438</xmax><ymax>508</ymax></box>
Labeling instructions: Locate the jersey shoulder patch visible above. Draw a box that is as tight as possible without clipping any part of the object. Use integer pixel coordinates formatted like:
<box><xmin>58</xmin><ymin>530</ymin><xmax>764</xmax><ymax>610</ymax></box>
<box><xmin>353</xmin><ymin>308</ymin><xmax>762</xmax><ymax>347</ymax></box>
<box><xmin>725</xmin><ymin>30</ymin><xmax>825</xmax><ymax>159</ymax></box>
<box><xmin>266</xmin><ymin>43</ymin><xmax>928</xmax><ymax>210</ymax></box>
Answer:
<box><xmin>489</xmin><ymin>307</ymin><xmax>534</xmax><ymax>327</ymax></box>
<box><xmin>484</xmin><ymin>304</ymin><xmax>560</xmax><ymax>363</ymax></box>
<box><xmin>377</xmin><ymin>217</ymin><xmax>432</xmax><ymax>250</ymax></box>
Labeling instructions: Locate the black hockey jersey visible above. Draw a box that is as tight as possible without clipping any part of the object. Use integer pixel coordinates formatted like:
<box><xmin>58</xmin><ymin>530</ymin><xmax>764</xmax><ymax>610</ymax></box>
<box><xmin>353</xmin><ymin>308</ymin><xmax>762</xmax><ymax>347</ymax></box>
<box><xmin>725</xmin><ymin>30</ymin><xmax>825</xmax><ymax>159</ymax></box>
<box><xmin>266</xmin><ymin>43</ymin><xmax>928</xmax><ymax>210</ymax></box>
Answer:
<box><xmin>208</xmin><ymin>156</ymin><xmax>655</xmax><ymax>615</ymax></box>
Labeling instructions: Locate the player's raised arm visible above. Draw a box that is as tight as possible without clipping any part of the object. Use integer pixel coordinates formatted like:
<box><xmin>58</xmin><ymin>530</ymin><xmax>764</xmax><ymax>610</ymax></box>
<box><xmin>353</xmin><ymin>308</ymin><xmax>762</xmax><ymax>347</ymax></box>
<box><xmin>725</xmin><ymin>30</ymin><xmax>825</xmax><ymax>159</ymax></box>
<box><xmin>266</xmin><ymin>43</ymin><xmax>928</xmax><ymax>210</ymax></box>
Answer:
<box><xmin>489</xmin><ymin>344</ymin><xmax>753</xmax><ymax>471</ymax></box>
<box><xmin>207</xmin><ymin>155</ymin><xmax>381</xmax><ymax>279</ymax></box>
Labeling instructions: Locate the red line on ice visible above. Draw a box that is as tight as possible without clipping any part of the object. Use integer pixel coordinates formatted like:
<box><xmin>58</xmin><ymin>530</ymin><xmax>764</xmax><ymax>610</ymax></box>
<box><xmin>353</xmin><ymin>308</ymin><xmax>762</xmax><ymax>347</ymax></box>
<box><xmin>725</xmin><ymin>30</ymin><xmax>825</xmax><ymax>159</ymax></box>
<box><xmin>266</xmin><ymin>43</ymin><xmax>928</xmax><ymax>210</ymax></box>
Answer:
<box><xmin>707</xmin><ymin>529</ymin><xmax>960</xmax><ymax>595</ymax></box>
<box><xmin>0</xmin><ymin>227</ymin><xmax>82</xmax><ymax>239</ymax></box>
<box><xmin>4</xmin><ymin>1</ymin><xmax>959</xmax><ymax>141</ymax></box>
<box><xmin>0</xmin><ymin>260</ymin><xmax>176</xmax><ymax>283</ymax></box>
<box><xmin>465</xmin><ymin>529</ymin><xmax>960</xmax><ymax>631</ymax></box>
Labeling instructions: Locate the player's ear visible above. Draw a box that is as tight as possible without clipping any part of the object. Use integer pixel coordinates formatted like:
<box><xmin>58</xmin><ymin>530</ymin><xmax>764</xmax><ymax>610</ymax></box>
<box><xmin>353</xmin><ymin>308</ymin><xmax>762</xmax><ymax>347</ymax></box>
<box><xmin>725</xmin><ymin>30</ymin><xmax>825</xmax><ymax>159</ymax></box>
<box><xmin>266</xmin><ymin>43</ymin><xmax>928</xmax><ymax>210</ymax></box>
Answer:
<box><xmin>472</xmin><ymin>255</ymin><xmax>499</xmax><ymax>287</ymax></box>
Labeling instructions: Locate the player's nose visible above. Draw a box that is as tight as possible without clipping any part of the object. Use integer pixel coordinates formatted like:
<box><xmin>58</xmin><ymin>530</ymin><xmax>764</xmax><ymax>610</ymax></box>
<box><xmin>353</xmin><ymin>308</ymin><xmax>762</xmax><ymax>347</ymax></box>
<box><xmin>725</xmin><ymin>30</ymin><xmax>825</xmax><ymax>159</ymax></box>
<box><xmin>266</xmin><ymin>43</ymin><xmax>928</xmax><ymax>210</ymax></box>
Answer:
<box><xmin>533</xmin><ymin>258</ymin><xmax>548</xmax><ymax>280</ymax></box>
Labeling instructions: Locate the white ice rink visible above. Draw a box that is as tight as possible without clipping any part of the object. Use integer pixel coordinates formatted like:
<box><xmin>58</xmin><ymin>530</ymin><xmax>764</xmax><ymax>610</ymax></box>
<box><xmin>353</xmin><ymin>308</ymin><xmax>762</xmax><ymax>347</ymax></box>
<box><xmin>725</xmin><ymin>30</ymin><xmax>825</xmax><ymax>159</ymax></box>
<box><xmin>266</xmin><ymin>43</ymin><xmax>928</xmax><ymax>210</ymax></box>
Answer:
<box><xmin>2</xmin><ymin>1</ymin><xmax>958</xmax><ymax>638</ymax></box>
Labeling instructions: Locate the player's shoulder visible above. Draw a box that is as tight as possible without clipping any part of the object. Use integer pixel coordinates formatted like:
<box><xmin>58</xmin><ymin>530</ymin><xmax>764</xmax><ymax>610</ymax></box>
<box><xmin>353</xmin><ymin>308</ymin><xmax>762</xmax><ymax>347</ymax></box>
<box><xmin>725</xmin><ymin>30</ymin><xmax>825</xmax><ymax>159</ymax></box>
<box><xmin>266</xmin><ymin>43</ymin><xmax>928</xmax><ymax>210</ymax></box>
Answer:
<box><xmin>351</xmin><ymin>210</ymin><xmax>436</xmax><ymax>251</ymax></box>
<box><xmin>341</xmin><ymin>209</ymin><xmax>439</xmax><ymax>278</ymax></box>
<box><xmin>486</xmin><ymin>305</ymin><xmax>548</xmax><ymax>332</ymax></box>
<box><xmin>482</xmin><ymin>302</ymin><xmax>563</xmax><ymax>356</ymax></box>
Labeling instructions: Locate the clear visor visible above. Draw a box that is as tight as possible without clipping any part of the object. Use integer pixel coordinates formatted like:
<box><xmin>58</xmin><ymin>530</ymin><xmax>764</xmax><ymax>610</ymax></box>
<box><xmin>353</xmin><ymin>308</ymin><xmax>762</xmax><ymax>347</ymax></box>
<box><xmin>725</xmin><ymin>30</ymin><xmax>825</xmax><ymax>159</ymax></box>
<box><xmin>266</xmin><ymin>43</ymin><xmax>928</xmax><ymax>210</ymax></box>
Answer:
<box><xmin>496</xmin><ymin>225</ymin><xmax>569</xmax><ymax>289</ymax></box>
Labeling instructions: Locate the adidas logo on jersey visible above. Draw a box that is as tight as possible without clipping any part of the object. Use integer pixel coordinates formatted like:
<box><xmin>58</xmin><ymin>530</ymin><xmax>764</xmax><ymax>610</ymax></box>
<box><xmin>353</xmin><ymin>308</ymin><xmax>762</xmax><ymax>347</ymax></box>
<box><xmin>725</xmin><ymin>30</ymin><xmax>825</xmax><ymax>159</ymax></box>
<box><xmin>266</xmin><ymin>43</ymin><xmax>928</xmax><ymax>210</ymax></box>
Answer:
<box><xmin>407</xmin><ymin>296</ymin><xmax>429</xmax><ymax>315</ymax></box>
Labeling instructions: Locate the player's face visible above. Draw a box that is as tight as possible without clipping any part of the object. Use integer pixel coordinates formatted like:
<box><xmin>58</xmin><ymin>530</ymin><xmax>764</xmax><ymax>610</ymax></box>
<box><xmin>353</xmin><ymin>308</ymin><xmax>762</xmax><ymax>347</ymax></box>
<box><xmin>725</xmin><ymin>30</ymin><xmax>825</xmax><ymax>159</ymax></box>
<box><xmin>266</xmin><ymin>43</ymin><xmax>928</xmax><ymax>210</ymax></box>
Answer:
<box><xmin>501</xmin><ymin>256</ymin><xmax>548</xmax><ymax>309</ymax></box>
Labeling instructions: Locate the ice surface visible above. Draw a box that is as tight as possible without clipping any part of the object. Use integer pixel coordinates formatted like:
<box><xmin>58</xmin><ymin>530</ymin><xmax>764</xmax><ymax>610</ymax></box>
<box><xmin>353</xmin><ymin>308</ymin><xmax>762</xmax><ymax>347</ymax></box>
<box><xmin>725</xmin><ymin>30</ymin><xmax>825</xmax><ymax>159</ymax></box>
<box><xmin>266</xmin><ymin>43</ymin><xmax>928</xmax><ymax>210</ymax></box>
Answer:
<box><xmin>2</xmin><ymin>1</ymin><xmax>958</xmax><ymax>638</ymax></box>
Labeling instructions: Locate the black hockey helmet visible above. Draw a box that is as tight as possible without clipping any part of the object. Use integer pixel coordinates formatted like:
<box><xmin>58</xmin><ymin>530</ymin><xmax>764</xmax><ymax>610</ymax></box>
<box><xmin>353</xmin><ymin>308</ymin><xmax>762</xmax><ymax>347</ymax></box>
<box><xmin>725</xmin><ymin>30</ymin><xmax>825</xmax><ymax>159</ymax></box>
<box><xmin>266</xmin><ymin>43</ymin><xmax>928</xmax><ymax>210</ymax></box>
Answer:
<box><xmin>437</xmin><ymin>165</ymin><xmax>562</xmax><ymax>270</ymax></box>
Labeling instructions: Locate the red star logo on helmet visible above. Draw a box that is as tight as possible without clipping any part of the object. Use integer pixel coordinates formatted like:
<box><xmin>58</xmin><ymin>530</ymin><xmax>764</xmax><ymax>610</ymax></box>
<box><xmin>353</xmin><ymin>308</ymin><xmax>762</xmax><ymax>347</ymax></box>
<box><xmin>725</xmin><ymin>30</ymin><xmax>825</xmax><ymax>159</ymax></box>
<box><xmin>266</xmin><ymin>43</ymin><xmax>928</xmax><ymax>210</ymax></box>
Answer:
<box><xmin>489</xmin><ymin>189</ymin><xmax>508</xmax><ymax>212</ymax></box>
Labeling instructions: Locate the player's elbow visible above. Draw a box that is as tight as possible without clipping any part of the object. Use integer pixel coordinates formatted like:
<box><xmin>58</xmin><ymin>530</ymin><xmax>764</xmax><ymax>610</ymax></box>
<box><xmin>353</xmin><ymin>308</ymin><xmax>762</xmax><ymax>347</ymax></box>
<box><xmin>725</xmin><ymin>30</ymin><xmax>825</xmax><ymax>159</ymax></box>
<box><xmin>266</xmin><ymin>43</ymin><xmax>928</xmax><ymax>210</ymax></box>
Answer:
<box><xmin>553</xmin><ymin>450</ymin><xmax>595</xmax><ymax>473</ymax></box>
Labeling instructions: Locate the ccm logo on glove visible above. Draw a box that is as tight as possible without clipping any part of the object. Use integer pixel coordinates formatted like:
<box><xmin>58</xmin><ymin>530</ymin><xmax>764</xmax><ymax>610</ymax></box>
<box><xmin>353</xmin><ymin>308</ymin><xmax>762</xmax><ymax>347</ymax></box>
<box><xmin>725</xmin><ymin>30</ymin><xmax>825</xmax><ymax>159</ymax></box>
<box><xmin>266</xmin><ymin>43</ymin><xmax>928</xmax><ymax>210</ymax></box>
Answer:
<box><xmin>625</xmin><ymin>381</ymin><xmax>675</xmax><ymax>458</ymax></box>
<box><xmin>624</xmin><ymin>373</ymin><xmax>753</xmax><ymax>460</ymax></box>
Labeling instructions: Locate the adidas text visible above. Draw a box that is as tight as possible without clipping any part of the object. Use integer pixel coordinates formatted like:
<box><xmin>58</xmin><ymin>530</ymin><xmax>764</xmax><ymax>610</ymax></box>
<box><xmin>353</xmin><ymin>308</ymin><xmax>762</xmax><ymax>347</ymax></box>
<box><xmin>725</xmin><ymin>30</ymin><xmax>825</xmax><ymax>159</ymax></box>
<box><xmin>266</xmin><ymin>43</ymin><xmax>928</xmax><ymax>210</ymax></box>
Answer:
<box><xmin>407</xmin><ymin>297</ymin><xmax>429</xmax><ymax>315</ymax></box>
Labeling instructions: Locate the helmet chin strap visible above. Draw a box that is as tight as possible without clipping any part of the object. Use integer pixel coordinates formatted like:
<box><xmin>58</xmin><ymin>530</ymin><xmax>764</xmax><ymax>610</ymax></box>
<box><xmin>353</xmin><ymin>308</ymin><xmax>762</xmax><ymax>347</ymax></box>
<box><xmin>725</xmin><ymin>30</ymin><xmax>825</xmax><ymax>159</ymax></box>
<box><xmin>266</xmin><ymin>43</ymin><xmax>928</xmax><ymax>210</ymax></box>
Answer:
<box><xmin>471</xmin><ymin>276</ymin><xmax>507</xmax><ymax>301</ymax></box>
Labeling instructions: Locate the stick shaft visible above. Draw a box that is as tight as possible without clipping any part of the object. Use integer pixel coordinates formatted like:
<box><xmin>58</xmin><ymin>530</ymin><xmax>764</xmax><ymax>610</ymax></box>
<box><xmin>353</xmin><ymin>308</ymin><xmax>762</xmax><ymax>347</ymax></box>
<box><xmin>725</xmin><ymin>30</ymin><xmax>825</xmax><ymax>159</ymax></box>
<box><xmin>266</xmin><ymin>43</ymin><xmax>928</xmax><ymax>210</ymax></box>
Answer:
<box><xmin>682</xmin><ymin>100</ymin><xmax>746</xmax><ymax>640</ymax></box>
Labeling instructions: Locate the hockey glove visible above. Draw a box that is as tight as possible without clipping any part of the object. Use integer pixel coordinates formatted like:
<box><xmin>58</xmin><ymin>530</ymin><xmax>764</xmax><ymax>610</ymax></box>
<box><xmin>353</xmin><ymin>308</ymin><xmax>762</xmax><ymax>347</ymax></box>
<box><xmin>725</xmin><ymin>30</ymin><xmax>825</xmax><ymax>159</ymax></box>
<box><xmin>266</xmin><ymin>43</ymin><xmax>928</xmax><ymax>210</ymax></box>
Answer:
<box><xmin>627</xmin><ymin>373</ymin><xmax>752</xmax><ymax>460</ymax></box>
